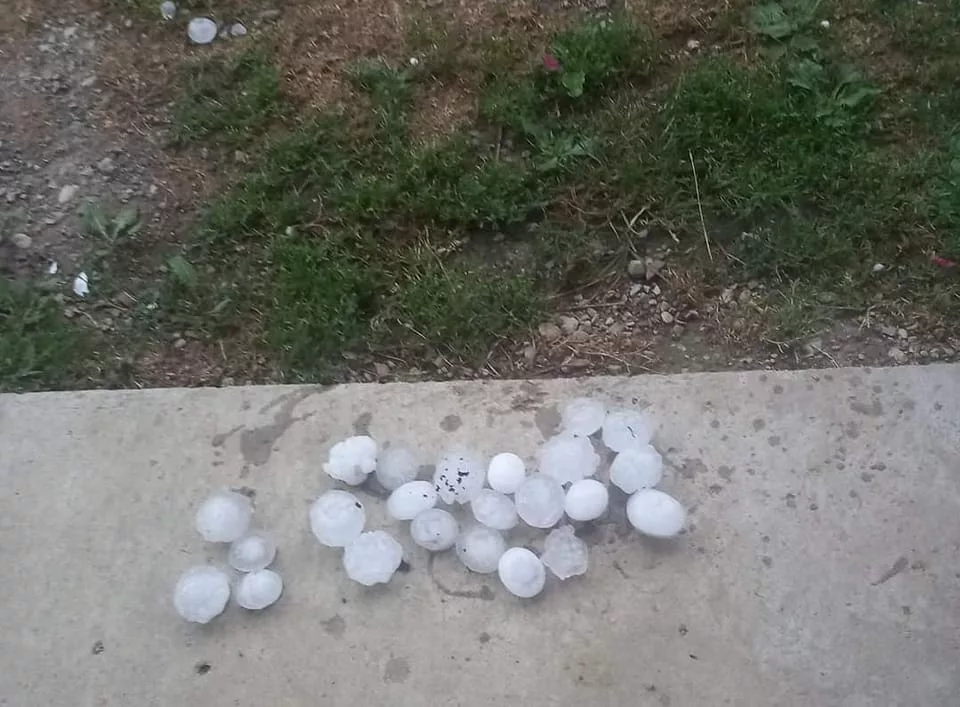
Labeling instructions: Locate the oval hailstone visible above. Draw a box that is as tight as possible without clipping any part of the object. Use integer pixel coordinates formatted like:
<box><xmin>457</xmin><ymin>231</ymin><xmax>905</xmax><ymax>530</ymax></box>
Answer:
<box><xmin>487</xmin><ymin>452</ymin><xmax>526</xmax><ymax>494</ymax></box>
<box><xmin>456</xmin><ymin>525</ymin><xmax>505</xmax><ymax>574</ymax></box>
<box><xmin>563</xmin><ymin>479</ymin><xmax>609</xmax><ymax>521</ymax></box>
<box><xmin>626</xmin><ymin>489</ymin><xmax>685</xmax><ymax>538</ymax></box>
<box><xmin>387</xmin><ymin>480</ymin><xmax>437</xmax><ymax>521</ymax></box>
<box><xmin>561</xmin><ymin>397</ymin><xmax>607</xmax><ymax>436</ymax></box>
<box><xmin>601</xmin><ymin>410</ymin><xmax>654</xmax><ymax>452</ymax></box>
<box><xmin>236</xmin><ymin>569</ymin><xmax>283</xmax><ymax>610</ymax></box>
<box><xmin>375</xmin><ymin>443</ymin><xmax>419</xmax><ymax>490</ymax></box>
<box><xmin>174</xmin><ymin>566</ymin><xmax>231</xmax><ymax>623</ymax></box>
<box><xmin>228</xmin><ymin>531</ymin><xmax>277</xmax><ymax>572</ymax></box>
<box><xmin>323</xmin><ymin>435</ymin><xmax>378</xmax><ymax>485</ymax></box>
<box><xmin>434</xmin><ymin>448</ymin><xmax>485</xmax><ymax>504</ymax></box>
<box><xmin>343</xmin><ymin>531</ymin><xmax>403</xmax><ymax>586</ymax></box>
<box><xmin>470</xmin><ymin>489</ymin><xmax>519</xmax><ymax>530</ymax></box>
<box><xmin>498</xmin><ymin>548</ymin><xmax>546</xmax><ymax>598</ymax></box>
<box><xmin>195</xmin><ymin>490</ymin><xmax>252</xmax><ymax>543</ymax></box>
<box><xmin>410</xmin><ymin>508</ymin><xmax>459</xmax><ymax>551</ymax></box>
<box><xmin>541</xmin><ymin>526</ymin><xmax>588</xmax><ymax>580</ymax></box>
<box><xmin>609</xmin><ymin>445</ymin><xmax>663</xmax><ymax>493</ymax></box>
<box><xmin>187</xmin><ymin>16</ymin><xmax>218</xmax><ymax>44</ymax></box>
<box><xmin>514</xmin><ymin>474</ymin><xmax>565</xmax><ymax>528</ymax></box>
<box><xmin>309</xmin><ymin>490</ymin><xmax>365</xmax><ymax>547</ymax></box>
<box><xmin>538</xmin><ymin>434</ymin><xmax>599</xmax><ymax>485</ymax></box>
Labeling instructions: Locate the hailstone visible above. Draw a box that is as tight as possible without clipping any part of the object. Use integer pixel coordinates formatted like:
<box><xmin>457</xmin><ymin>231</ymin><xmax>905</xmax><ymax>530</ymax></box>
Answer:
<box><xmin>228</xmin><ymin>531</ymin><xmax>276</xmax><ymax>572</ymax></box>
<box><xmin>174</xmin><ymin>566</ymin><xmax>231</xmax><ymax>623</ymax></box>
<box><xmin>541</xmin><ymin>526</ymin><xmax>588</xmax><ymax>580</ymax></box>
<box><xmin>376</xmin><ymin>443</ymin><xmax>419</xmax><ymax>491</ymax></box>
<box><xmin>514</xmin><ymin>474</ymin><xmax>565</xmax><ymax>528</ymax></box>
<box><xmin>564</xmin><ymin>479</ymin><xmax>609</xmax><ymax>521</ymax></box>
<box><xmin>538</xmin><ymin>434</ymin><xmax>599</xmax><ymax>485</ymax></box>
<box><xmin>187</xmin><ymin>16</ymin><xmax>218</xmax><ymax>44</ymax></box>
<box><xmin>309</xmin><ymin>490</ymin><xmax>365</xmax><ymax>547</ymax></box>
<box><xmin>434</xmin><ymin>448</ymin><xmax>485</xmax><ymax>504</ymax></box>
<box><xmin>456</xmin><ymin>525</ymin><xmax>505</xmax><ymax>574</ymax></box>
<box><xmin>323</xmin><ymin>435</ymin><xmax>378</xmax><ymax>485</ymax></box>
<box><xmin>609</xmin><ymin>445</ymin><xmax>663</xmax><ymax>493</ymax></box>
<box><xmin>195</xmin><ymin>490</ymin><xmax>252</xmax><ymax>543</ymax></box>
<box><xmin>561</xmin><ymin>397</ymin><xmax>607</xmax><ymax>436</ymax></box>
<box><xmin>487</xmin><ymin>452</ymin><xmax>526</xmax><ymax>494</ymax></box>
<box><xmin>343</xmin><ymin>531</ymin><xmax>404</xmax><ymax>586</ymax></box>
<box><xmin>236</xmin><ymin>569</ymin><xmax>283</xmax><ymax>610</ymax></box>
<box><xmin>470</xmin><ymin>489</ymin><xmax>519</xmax><ymax>530</ymax></box>
<box><xmin>497</xmin><ymin>548</ymin><xmax>546</xmax><ymax>598</ymax></box>
<box><xmin>387</xmin><ymin>480</ymin><xmax>437</xmax><ymax>521</ymax></box>
<box><xmin>626</xmin><ymin>489</ymin><xmax>685</xmax><ymax>538</ymax></box>
<box><xmin>410</xmin><ymin>508</ymin><xmax>459</xmax><ymax>551</ymax></box>
<box><xmin>601</xmin><ymin>409</ymin><xmax>654</xmax><ymax>452</ymax></box>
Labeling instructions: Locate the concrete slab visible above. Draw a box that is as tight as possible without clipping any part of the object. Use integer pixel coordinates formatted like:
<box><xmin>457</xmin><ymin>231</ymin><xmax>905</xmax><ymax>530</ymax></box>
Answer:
<box><xmin>1</xmin><ymin>365</ymin><xmax>959</xmax><ymax>706</ymax></box>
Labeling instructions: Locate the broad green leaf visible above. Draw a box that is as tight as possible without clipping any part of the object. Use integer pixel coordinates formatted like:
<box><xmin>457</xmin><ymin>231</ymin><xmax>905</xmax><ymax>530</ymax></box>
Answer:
<box><xmin>561</xmin><ymin>70</ymin><xmax>585</xmax><ymax>98</ymax></box>
<box><xmin>748</xmin><ymin>3</ymin><xmax>796</xmax><ymax>39</ymax></box>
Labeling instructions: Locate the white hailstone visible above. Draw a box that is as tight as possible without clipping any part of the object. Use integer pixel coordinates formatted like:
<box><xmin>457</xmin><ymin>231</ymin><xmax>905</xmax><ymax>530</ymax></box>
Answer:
<box><xmin>309</xmin><ymin>490</ymin><xmax>365</xmax><ymax>547</ymax></box>
<box><xmin>387</xmin><ymin>480</ymin><xmax>437</xmax><ymax>521</ymax></box>
<box><xmin>195</xmin><ymin>490</ymin><xmax>252</xmax><ymax>543</ymax></box>
<box><xmin>375</xmin><ymin>443</ymin><xmax>419</xmax><ymax>490</ymax></box>
<box><xmin>541</xmin><ymin>526</ymin><xmax>588</xmax><ymax>580</ymax></box>
<box><xmin>343</xmin><ymin>531</ymin><xmax>403</xmax><ymax>586</ymax></box>
<box><xmin>159</xmin><ymin>1</ymin><xmax>177</xmax><ymax>21</ymax></box>
<box><xmin>626</xmin><ymin>489</ymin><xmax>686</xmax><ymax>538</ymax></box>
<box><xmin>187</xmin><ymin>17</ymin><xmax>218</xmax><ymax>44</ymax></box>
<box><xmin>228</xmin><ymin>531</ymin><xmax>277</xmax><ymax>572</ymax></box>
<box><xmin>323</xmin><ymin>435</ymin><xmax>378</xmax><ymax>485</ymax></box>
<box><xmin>236</xmin><ymin>569</ymin><xmax>283</xmax><ymax>610</ymax></box>
<box><xmin>487</xmin><ymin>452</ymin><xmax>526</xmax><ymax>494</ymax></box>
<box><xmin>609</xmin><ymin>445</ymin><xmax>663</xmax><ymax>493</ymax></box>
<box><xmin>538</xmin><ymin>434</ymin><xmax>599</xmax><ymax>485</ymax></box>
<box><xmin>456</xmin><ymin>525</ymin><xmax>505</xmax><ymax>574</ymax></box>
<box><xmin>434</xmin><ymin>447</ymin><xmax>485</xmax><ymax>504</ymax></box>
<box><xmin>564</xmin><ymin>479</ymin><xmax>609</xmax><ymax>521</ymax></box>
<box><xmin>601</xmin><ymin>409</ymin><xmax>654</xmax><ymax>452</ymax></box>
<box><xmin>470</xmin><ymin>489</ymin><xmax>519</xmax><ymax>530</ymax></box>
<box><xmin>410</xmin><ymin>508</ymin><xmax>459</xmax><ymax>551</ymax></box>
<box><xmin>174</xmin><ymin>566</ymin><xmax>231</xmax><ymax>623</ymax></box>
<box><xmin>561</xmin><ymin>397</ymin><xmax>607</xmax><ymax>436</ymax></box>
<box><xmin>514</xmin><ymin>474</ymin><xmax>565</xmax><ymax>528</ymax></box>
<box><xmin>497</xmin><ymin>548</ymin><xmax>546</xmax><ymax>598</ymax></box>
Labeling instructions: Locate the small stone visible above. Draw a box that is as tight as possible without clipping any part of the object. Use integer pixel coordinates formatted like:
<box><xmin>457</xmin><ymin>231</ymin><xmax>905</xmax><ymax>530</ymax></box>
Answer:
<box><xmin>880</xmin><ymin>325</ymin><xmax>897</xmax><ymax>338</ymax></box>
<box><xmin>897</xmin><ymin>328</ymin><xmax>908</xmax><ymax>340</ymax></box>
<box><xmin>538</xmin><ymin>322</ymin><xmax>561</xmax><ymax>343</ymax></box>
<box><xmin>374</xmin><ymin>362</ymin><xmax>390</xmax><ymax>379</ymax></box>
<box><xmin>627</xmin><ymin>260</ymin><xmax>645</xmax><ymax>279</ymax></box>
<box><xmin>57</xmin><ymin>184</ymin><xmax>78</xmax><ymax>203</ymax></box>
<box><xmin>872</xmin><ymin>263</ymin><xmax>885</xmax><ymax>273</ymax></box>
<box><xmin>887</xmin><ymin>347</ymin><xmax>907</xmax><ymax>364</ymax></box>
<box><xmin>229</xmin><ymin>22</ymin><xmax>247</xmax><ymax>38</ymax></box>
<box><xmin>686</xmin><ymin>38</ymin><xmax>701</xmax><ymax>50</ymax></box>
<box><xmin>97</xmin><ymin>157</ymin><xmax>115</xmax><ymax>174</ymax></box>
<box><xmin>661</xmin><ymin>311</ymin><xmax>674</xmax><ymax>324</ymax></box>
<box><xmin>522</xmin><ymin>345</ymin><xmax>536</xmax><ymax>363</ymax></box>
<box><xmin>559</xmin><ymin>315</ymin><xmax>579</xmax><ymax>335</ymax></box>
<box><xmin>174</xmin><ymin>338</ymin><xmax>187</xmax><ymax>349</ymax></box>
<box><xmin>12</xmin><ymin>233</ymin><xmax>32</xmax><ymax>249</ymax></box>
<box><xmin>651</xmin><ymin>284</ymin><xmax>661</xmax><ymax>296</ymax></box>
<box><xmin>258</xmin><ymin>9</ymin><xmax>281</xmax><ymax>21</ymax></box>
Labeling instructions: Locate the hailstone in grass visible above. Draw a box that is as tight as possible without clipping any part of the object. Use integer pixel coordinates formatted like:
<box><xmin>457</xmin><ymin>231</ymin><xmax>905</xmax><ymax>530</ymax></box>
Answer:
<box><xmin>174</xmin><ymin>566</ymin><xmax>231</xmax><ymax>624</ymax></box>
<box><xmin>434</xmin><ymin>447</ymin><xmax>485</xmax><ymax>504</ymax></box>
<box><xmin>309</xmin><ymin>490</ymin><xmax>365</xmax><ymax>547</ymax></box>
<box><xmin>410</xmin><ymin>508</ymin><xmax>459</xmax><ymax>551</ymax></box>
<box><xmin>497</xmin><ymin>548</ymin><xmax>546</xmax><ymax>598</ymax></box>
<box><xmin>323</xmin><ymin>435</ymin><xmax>378</xmax><ymax>485</ymax></box>
<box><xmin>541</xmin><ymin>525</ymin><xmax>588</xmax><ymax>580</ymax></box>
<box><xmin>343</xmin><ymin>531</ymin><xmax>403</xmax><ymax>586</ymax></box>
<box><xmin>228</xmin><ymin>531</ymin><xmax>276</xmax><ymax>572</ymax></box>
<box><xmin>602</xmin><ymin>409</ymin><xmax>654</xmax><ymax>452</ymax></box>
<box><xmin>563</xmin><ymin>479</ymin><xmax>609</xmax><ymax>521</ymax></box>
<box><xmin>609</xmin><ymin>445</ymin><xmax>663</xmax><ymax>493</ymax></box>
<box><xmin>514</xmin><ymin>474</ymin><xmax>565</xmax><ymax>528</ymax></box>
<box><xmin>471</xmin><ymin>489</ymin><xmax>519</xmax><ymax>530</ymax></box>
<box><xmin>387</xmin><ymin>480</ymin><xmax>437</xmax><ymax>520</ymax></box>
<box><xmin>376</xmin><ymin>443</ymin><xmax>419</xmax><ymax>491</ymax></box>
<box><xmin>456</xmin><ymin>525</ymin><xmax>505</xmax><ymax>574</ymax></box>
<box><xmin>561</xmin><ymin>397</ymin><xmax>607</xmax><ymax>436</ymax></box>
<box><xmin>626</xmin><ymin>489</ymin><xmax>685</xmax><ymax>538</ymax></box>
<box><xmin>487</xmin><ymin>452</ymin><xmax>526</xmax><ymax>494</ymax></box>
<box><xmin>236</xmin><ymin>569</ymin><xmax>283</xmax><ymax>610</ymax></box>
<box><xmin>195</xmin><ymin>490</ymin><xmax>252</xmax><ymax>543</ymax></box>
<box><xmin>538</xmin><ymin>434</ymin><xmax>599</xmax><ymax>485</ymax></box>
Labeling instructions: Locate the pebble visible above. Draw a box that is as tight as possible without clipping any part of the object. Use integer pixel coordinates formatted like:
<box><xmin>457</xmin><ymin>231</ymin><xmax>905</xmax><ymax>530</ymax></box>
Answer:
<box><xmin>559</xmin><ymin>316</ymin><xmax>579</xmax><ymax>335</ymax></box>
<box><xmin>686</xmin><ymin>38</ymin><xmax>701</xmax><ymax>51</ymax></box>
<box><xmin>12</xmin><ymin>233</ymin><xmax>32</xmax><ymax>249</ymax></box>
<box><xmin>887</xmin><ymin>347</ymin><xmax>907</xmax><ymax>364</ymax></box>
<box><xmin>174</xmin><ymin>338</ymin><xmax>187</xmax><ymax>349</ymax></box>
<box><xmin>627</xmin><ymin>260</ymin><xmax>645</xmax><ymax>279</ymax></box>
<box><xmin>97</xmin><ymin>157</ymin><xmax>115</xmax><ymax>174</ymax></box>
<box><xmin>57</xmin><ymin>184</ymin><xmax>78</xmax><ymax>203</ymax></box>
<box><xmin>538</xmin><ymin>322</ymin><xmax>561</xmax><ymax>343</ymax></box>
<box><xmin>661</xmin><ymin>311</ymin><xmax>675</xmax><ymax>324</ymax></box>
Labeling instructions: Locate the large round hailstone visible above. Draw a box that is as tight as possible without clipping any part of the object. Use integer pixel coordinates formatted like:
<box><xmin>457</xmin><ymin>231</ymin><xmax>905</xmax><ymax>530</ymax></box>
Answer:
<box><xmin>343</xmin><ymin>531</ymin><xmax>403</xmax><ymax>586</ymax></box>
<box><xmin>609</xmin><ymin>445</ymin><xmax>663</xmax><ymax>493</ymax></box>
<box><xmin>387</xmin><ymin>480</ymin><xmax>437</xmax><ymax>521</ymax></box>
<box><xmin>498</xmin><ymin>548</ymin><xmax>546</xmax><ymax>598</ymax></box>
<box><xmin>514</xmin><ymin>474</ymin><xmax>565</xmax><ymax>528</ymax></box>
<box><xmin>174</xmin><ymin>566</ymin><xmax>231</xmax><ymax>624</ymax></box>
<box><xmin>626</xmin><ymin>489</ymin><xmax>686</xmax><ymax>538</ymax></box>
<box><xmin>561</xmin><ymin>397</ymin><xmax>607</xmax><ymax>436</ymax></box>
<box><xmin>309</xmin><ymin>490</ymin><xmax>365</xmax><ymax>547</ymax></box>
<box><xmin>487</xmin><ymin>452</ymin><xmax>526</xmax><ymax>494</ymax></box>
<box><xmin>323</xmin><ymin>435</ymin><xmax>378</xmax><ymax>485</ymax></box>
<box><xmin>456</xmin><ymin>525</ymin><xmax>505</xmax><ymax>574</ymax></box>
<box><xmin>236</xmin><ymin>569</ymin><xmax>283</xmax><ymax>610</ymax></box>
<box><xmin>602</xmin><ymin>409</ymin><xmax>654</xmax><ymax>452</ymax></box>
<box><xmin>187</xmin><ymin>17</ymin><xmax>218</xmax><ymax>44</ymax></box>
<box><xmin>410</xmin><ymin>508</ymin><xmax>459</xmax><ymax>551</ymax></box>
<box><xmin>541</xmin><ymin>526</ymin><xmax>588</xmax><ymax>580</ymax></box>
<box><xmin>375</xmin><ymin>443</ymin><xmax>419</xmax><ymax>491</ymax></box>
<box><xmin>434</xmin><ymin>448</ymin><xmax>485</xmax><ymax>504</ymax></box>
<box><xmin>470</xmin><ymin>489</ymin><xmax>519</xmax><ymax>530</ymax></box>
<box><xmin>538</xmin><ymin>434</ymin><xmax>599</xmax><ymax>485</ymax></box>
<box><xmin>228</xmin><ymin>531</ymin><xmax>277</xmax><ymax>572</ymax></box>
<box><xmin>195</xmin><ymin>490</ymin><xmax>252</xmax><ymax>543</ymax></box>
<box><xmin>564</xmin><ymin>479</ymin><xmax>609</xmax><ymax>521</ymax></box>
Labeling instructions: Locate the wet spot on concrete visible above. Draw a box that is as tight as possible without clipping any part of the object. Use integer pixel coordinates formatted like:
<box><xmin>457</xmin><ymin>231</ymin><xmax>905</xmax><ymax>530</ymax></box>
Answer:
<box><xmin>860</xmin><ymin>472</ymin><xmax>874</xmax><ymax>482</ymax></box>
<box><xmin>211</xmin><ymin>425</ymin><xmax>242</xmax><ymax>448</ymax></box>
<box><xmin>149</xmin><ymin>459</ymin><xmax>158</xmax><ymax>467</ymax></box>
<box><xmin>240</xmin><ymin>388</ymin><xmax>317</xmax><ymax>467</ymax></box>
<box><xmin>872</xmin><ymin>556</ymin><xmax>908</xmax><ymax>585</ymax></box>
<box><xmin>708</xmin><ymin>484</ymin><xmax>723</xmax><ymax>495</ymax></box>
<box><xmin>761</xmin><ymin>556</ymin><xmax>773</xmax><ymax>568</ymax></box>
<box><xmin>850</xmin><ymin>399</ymin><xmax>884</xmax><ymax>416</ymax></box>
<box><xmin>478</xmin><ymin>632</ymin><xmax>491</xmax><ymax>644</ymax></box>
<box><xmin>872</xmin><ymin>384</ymin><xmax>883</xmax><ymax>394</ymax></box>
<box><xmin>678</xmin><ymin>458</ymin><xmax>707</xmax><ymax>480</ymax></box>
<box><xmin>773</xmin><ymin>384</ymin><xmax>784</xmax><ymax>394</ymax></box>
<box><xmin>321</xmin><ymin>614</ymin><xmax>346</xmax><ymax>638</ymax></box>
<box><xmin>767</xmin><ymin>435</ymin><xmax>781</xmax><ymax>447</ymax></box>
<box><xmin>934</xmin><ymin>402</ymin><xmax>943</xmax><ymax>411</ymax></box>
<box><xmin>784</xmin><ymin>493</ymin><xmax>797</xmax><ymax>509</ymax></box>
<box><xmin>710</xmin><ymin>419</ymin><xmax>720</xmax><ymax>429</ymax></box>
<box><xmin>194</xmin><ymin>662</ymin><xmax>211</xmax><ymax>676</ymax></box>
<box><xmin>870</xmin><ymin>462</ymin><xmax>887</xmax><ymax>471</ymax></box>
<box><xmin>761</xmin><ymin>535</ymin><xmax>770</xmax><ymax>543</ymax></box>
<box><xmin>534</xmin><ymin>404</ymin><xmax>561</xmax><ymax>439</ymax></box>
<box><xmin>808</xmin><ymin>502</ymin><xmax>819</xmax><ymax>511</ymax></box>
<box><xmin>910</xmin><ymin>559</ymin><xmax>927</xmax><ymax>571</ymax></box>
<box><xmin>717</xmin><ymin>465</ymin><xmax>734</xmax><ymax>481</ymax></box>
<box><xmin>849</xmin><ymin>489</ymin><xmax>860</xmax><ymax>499</ymax></box>
<box><xmin>353</xmin><ymin>411</ymin><xmax>373</xmax><ymax>435</ymax></box>
<box><xmin>746</xmin><ymin>467</ymin><xmax>756</xmax><ymax>476</ymax></box>
<box><xmin>752</xmin><ymin>418</ymin><xmax>766</xmax><ymax>431</ymax></box>
<box><xmin>383</xmin><ymin>656</ymin><xmax>410</xmax><ymax>684</ymax></box>
<box><xmin>440</xmin><ymin>414</ymin><xmax>462</xmax><ymax>432</ymax></box>
<box><xmin>901</xmin><ymin>605</ymin><xmax>911</xmax><ymax>616</ymax></box>
<box><xmin>91</xmin><ymin>640</ymin><xmax>104</xmax><ymax>655</ymax></box>
<box><xmin>427</xmin><ymin>554</ymin><xmax>496</xmax><ymax>600</ymax></box>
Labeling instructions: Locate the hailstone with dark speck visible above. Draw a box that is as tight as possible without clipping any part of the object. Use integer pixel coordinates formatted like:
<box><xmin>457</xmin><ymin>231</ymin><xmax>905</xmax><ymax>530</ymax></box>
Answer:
<box><xmin>309</xmin><ymin>490</ymin><xmax>365</xmax><ymax>547</ymax></box>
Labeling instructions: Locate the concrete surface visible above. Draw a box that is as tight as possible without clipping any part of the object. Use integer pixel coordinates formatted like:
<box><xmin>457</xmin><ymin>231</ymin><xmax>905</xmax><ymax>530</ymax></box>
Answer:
<box><xmin>1</xmin><ymin>365</ymin><xmax>959</xmax><ymax>706</ymax></box>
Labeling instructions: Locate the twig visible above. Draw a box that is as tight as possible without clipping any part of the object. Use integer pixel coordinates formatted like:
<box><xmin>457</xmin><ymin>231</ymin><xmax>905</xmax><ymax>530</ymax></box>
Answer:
<box><xmin>494</xmin><ymin>125</ymin><xmax>503</xmax><ymax>163</ymax></box>
<box><xmin>688</xmin><ymin>150</ymin><xmax>713</xmax><ymax>262</ymax></box>
<box><xmin>810</xmin><ymin>343</ymin><xmax>840</xmax><ymax>368</ymax></box>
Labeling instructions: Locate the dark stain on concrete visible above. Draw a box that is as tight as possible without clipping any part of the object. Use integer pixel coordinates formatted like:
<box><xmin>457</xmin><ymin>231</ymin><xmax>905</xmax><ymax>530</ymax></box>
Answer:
<box><xmin>240</xmin><ymin>388</ymin><xmax>319</xmax><ymax>467</ymax></box>
<box><xmin>872</xmin><ymin>384</ymin><xmax>883</xmax><ymax>394</ymax></box>
<box><xmin>211</xmin><ymin>425</ymin><xmax>242</xmax><ymax>448</ymax></box>
<box><xmin>849</xmin><ymin>489</ymin><xmax>860</xmax><ymax>499</ymax></box>
<box><xmin>232</xmin><ymin>486</ymin><xmax>256</xmax><ymax>499</ymax></box>
<box><xmin>440</xmin><ymin>414</ymin><xmax>462</xmax><ymax>432</ymax></box>
<box><xmin>773</xmin><ymin>384</ymin><xmax>784</xmax><ymax>394</ymax></box>
<box><xmin>427</xmin><ymin>554</ymin><xmax>496</xmax><ymax>600</ymax></box>
<box><xmin>534</xmin><ymin>404</ymin><xmax>561</xmax><ymax>439</ymax></box>
<box><xmin>785</xmin><ymin>493</ymin><xmax>797</xmax><ymax>509</ymax></box>
<box><xmin>860</xmin><ymin>472</ymin><xmax>874</xmax><ymax>482</ymax></box>
<box><xmin>761</xmin><ymin>556</ymin><xmax>773</xmax><ymax>568</ymax></box>
<box><xmin>934</xmin><ymin>402</ymin><xmax>943</xmax><ymax>411</ymax></box>
<box><xmin>870</xmin><ymin>462</ymin><xmax>887</xmax><ymax>471</ymax></box>
<box><xmin>717</xmin><ymin>465</ymin><xmax>734</xmax><ymax>481</ymax></box>
<box><xmin>678</xmin><ymin>458</ymin><xmax>708</xmax><ymax>480</ymax></box>
<box><xmin>91</xmin><ymin>640</ymin><xmax>104</xmax><ymax>655</ymax></box>
<box><xmin>478</xmin><ymin>632</ymin><xmax>491</xmax><ymax>644</ymax></box>
<box><xmin>710</xmin><ymin>419</ymin><xmax>720</xmax><ymax>429</ymax></box>
<box><xmin>321</xmin><ymin>614</ymin><xmax>346</xmax><ymax>638</ymax></box>
<box><xmin>850</xmin><ymin>399</ymin><xmax>884</xmax><ymax>417</ymax></box>
<box><xmin>708</xmin><ymin>484</ymin><xmax>724</xmax><ymax>495</ymax></box>
<box><xmin>872</xmin><ymin>556</ymin><xmax>909</xmax><ymax>585</ymax></box>
<box><xmin>767</xmin><ymin>435</ymin><xmax>781</xmax><ymax>447</ymax></box>
<box><xmin>844</xmin><ymin>422</ymin><xmax>860</xmax><ymax>439</ymax></box>
<box><xmin>752</xmin><ymin>418</ymin><xmax>766</xmax><ymax>431</ymax></box>
<box><xmin>383</xmin><ymin>656</ymin><xmax>410</xmax><ymax>684</ymax></box>
<box><xmin>194</xmin><ymin>661</ymin><xmax>211</xmax><ymax>675</ymax></box>
<box><xmin>353</xmin><ymin>411</ymin><xmax>373</xmax><ymax>435</ymax></box>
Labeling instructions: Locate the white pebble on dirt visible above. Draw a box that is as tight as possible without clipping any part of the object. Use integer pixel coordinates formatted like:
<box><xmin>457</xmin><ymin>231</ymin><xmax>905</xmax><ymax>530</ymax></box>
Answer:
<box><xmin>387</xmin><ymin>480</ymin><xmax>437</xmax><ymax>521</ymax></box>
<box><xmin>195</xmin><ymin>490</ymin><xmax>252</xmax><ymax>543</ymax></box>
<box><xmin>174</xmin><ymin>566</ymin><xmax>231</xmax><ymax>623</ymax></box>
<box><xmin>470</xmin><ymin>489</ymin><xmax>519</xmax><ymax>530</ymax></box>
<box><xmin>343</xmin><ymin>531</ymin><xmax>403</xmax><ymax>586</ymax></box>
<box><xmin>487</xmin><ymin>452</ymin><xmax>526</xmax><ymax>494</ymax></box>
<box><xmin>563</xmin><ymin>478</ymin><xmax>609</xmax><ymax>521</ymax></box>
<box><xmin>538</xmin><ymin>434</ymin><xmax>599</xmax><ymax>485</ymax></box>
<box><xmin>309</xmin><ymin>490</ymin><xmax>365</xmax><ymax>547</ymax></box>
<box><xmin>609</xmin><ymin>445</ymin><xmax>663</xmax><ymax>493</ymax></box>
<box><xmin>561</xmin><ymin>397</ymin><xmax>607</xmax><ymax>436</ymax></box>
<box><xmin>541</xmin><ymin>525</ymin><xmax>588</xmax><ymax>580</ymax></box>
<box><xmin>602</xmin><ymin>409</ymin><xmax>654</xmax><ymax>452</ymax></box>
<box><xmin>498</xmin><ymin>547</ymin><xmax>546</xmax><ymax>598</ymax></box>
<box><xmin>323</xmin><ymin>435</ymin><xmax>378</xmax><ymax>485</ymax></box>
<box><xmin>626</xmin><ymin>489</ymin><xmax>686</xmax><ymax>538</ymax></box>
<box><xmin>236</xmin><ymin>569</ymin><xmax>283</xmax><ymax>610</ymax></box>
<box><xmin>410</xmin><ymin>508</ymin><xmax>459</xmax><ymax>551</ymax></box>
